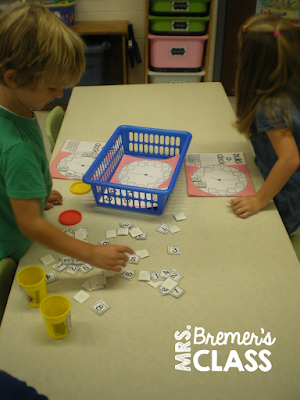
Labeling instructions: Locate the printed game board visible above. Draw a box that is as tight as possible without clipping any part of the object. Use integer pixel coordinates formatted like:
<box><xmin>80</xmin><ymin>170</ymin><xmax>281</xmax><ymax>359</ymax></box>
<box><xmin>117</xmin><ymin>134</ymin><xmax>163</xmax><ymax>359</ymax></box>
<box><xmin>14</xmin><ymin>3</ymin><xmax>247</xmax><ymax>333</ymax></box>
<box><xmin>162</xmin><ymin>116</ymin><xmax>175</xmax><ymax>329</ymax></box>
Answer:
<box><xmin>110</xmin><ymin>154</ymin><xmax>180</xmax><ymax>190</ymax></box>
<box><xmin>185</xmin><ymin>152</ymin><xmax>255</xmax><ymax>197</ymax></box>
<box><xmin>50</xmin><ymin>139</ymin><xmax>105</xmax><ymax>180</ymax></box>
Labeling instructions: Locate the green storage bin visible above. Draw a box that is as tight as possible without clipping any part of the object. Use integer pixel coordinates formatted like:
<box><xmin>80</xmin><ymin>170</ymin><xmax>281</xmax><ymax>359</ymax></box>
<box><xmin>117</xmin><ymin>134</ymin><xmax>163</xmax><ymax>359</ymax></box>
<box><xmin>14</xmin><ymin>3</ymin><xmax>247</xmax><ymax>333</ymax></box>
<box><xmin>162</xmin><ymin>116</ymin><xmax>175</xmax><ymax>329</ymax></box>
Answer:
<box><xmin>149</xmin><ymin>0</ymin><xmax>211</xmax><ymax>16</ymax></box>
<box><xmin>148</xmin><ymin>15</ymin><xmax>210</xmax><ymax>35</ymax></box>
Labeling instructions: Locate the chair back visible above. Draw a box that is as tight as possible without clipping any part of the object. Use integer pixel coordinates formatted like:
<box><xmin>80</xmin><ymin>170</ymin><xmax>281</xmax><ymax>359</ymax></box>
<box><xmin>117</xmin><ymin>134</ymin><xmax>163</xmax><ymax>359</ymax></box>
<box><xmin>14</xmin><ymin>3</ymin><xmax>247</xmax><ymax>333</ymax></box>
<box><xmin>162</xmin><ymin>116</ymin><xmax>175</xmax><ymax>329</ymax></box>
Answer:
<box><xmin>0</xmin><ymin>257</ymin><xmax>17</xmax><ymax>325</ymax></box>
<box><xmin>290</xmin><ymin>234</ymin><xmax>300</xmax><ymax>262</ymax></box>
<box><xmin>46</xmin><ymin>106</ymin><xmax>65</xmax><ymax>152</ymax></box>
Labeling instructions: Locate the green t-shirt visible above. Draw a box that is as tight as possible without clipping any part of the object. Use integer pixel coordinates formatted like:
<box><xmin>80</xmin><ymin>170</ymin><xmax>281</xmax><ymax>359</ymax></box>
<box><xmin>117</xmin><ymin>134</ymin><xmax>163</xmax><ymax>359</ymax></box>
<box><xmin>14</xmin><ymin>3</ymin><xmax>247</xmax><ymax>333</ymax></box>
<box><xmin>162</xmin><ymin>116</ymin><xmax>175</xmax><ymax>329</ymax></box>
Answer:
<box><xmin>0</xmin><ymin>107</ymin><xmax>52</xmax><ymax>261</ymax></box>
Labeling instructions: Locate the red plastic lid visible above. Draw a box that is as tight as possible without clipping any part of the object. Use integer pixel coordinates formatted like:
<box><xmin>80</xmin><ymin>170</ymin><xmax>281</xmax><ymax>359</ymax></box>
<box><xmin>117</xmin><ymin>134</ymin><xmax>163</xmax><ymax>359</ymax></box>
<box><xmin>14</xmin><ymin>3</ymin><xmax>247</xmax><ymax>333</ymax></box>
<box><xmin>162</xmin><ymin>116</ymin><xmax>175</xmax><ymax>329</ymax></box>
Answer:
<box><xmin>59</xmin><ymin>209</ymin><xmax>82</xmax><ymax>226</ymax></box>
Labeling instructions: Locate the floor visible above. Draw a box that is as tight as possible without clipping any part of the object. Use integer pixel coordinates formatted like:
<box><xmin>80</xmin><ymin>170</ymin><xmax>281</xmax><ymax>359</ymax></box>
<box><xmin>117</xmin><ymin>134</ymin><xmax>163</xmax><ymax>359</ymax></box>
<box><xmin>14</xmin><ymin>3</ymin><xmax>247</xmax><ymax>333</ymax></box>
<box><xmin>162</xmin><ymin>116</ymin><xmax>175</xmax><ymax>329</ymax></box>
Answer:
<box><xmin>36</xmin><ymin>96</ymin><xmax>237</xmax><ymax>162</ymax></box>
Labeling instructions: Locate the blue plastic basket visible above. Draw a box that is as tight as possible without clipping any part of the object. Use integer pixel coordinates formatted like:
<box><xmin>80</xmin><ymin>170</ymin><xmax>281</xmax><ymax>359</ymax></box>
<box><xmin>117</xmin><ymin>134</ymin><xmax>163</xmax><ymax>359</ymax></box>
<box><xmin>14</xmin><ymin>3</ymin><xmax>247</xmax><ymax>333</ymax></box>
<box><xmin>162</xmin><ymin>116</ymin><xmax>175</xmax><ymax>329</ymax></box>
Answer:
<box><xmin>83</xmin><ymin>125</ymin><xmax>192</xmax><ymax>214</ymax></box>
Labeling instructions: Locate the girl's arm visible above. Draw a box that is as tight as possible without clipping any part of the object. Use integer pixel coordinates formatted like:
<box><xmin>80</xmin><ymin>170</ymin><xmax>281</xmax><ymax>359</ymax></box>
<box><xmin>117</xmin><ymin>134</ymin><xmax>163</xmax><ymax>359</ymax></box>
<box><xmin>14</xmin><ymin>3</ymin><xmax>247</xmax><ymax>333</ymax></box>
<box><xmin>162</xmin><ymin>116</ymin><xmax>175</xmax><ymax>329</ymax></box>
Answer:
<box><xmin>10</xmin><ymin>197</ymin><xmax>134</xmax><ymax>271</ymax></box>
<box><xmin>231</xmin><ymin>128</ymin><xmax>300</xmax><ymax>218</ymax></box>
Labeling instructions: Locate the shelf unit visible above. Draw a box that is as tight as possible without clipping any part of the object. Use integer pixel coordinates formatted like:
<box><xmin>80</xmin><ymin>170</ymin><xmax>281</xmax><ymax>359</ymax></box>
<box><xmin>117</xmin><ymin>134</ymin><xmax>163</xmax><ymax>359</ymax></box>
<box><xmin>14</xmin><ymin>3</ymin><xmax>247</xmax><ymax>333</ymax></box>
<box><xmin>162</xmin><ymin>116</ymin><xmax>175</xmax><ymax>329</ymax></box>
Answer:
<box><xmin>144</xmin><ymin>0</ymin><xmax>214</xmax><ymax>83</ymax></box>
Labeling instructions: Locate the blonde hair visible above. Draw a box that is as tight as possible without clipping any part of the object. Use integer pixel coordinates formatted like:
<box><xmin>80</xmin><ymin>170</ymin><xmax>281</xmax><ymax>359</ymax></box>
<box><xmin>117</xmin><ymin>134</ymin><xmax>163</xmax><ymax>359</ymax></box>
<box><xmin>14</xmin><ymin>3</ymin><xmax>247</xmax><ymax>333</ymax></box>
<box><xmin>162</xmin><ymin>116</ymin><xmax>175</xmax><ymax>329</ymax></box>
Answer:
<box><xmin>0</xmin><ymin>4</ymin><xmax>85</xmax><ymax>88</ymax></box>
<box><xmin>235</xmin><ymin>14</ymin><xmax>300</xmax><ymax>138</ymax></box>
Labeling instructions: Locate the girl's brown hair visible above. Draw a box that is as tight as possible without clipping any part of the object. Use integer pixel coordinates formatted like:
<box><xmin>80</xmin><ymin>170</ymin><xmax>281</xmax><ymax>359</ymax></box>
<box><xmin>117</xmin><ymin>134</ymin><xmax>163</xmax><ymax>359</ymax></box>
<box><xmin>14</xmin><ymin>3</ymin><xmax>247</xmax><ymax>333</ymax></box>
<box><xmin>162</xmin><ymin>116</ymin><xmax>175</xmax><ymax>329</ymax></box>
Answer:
<box><xmin>235</xmin><ymin>14</ymin><xmax>300</xmax><ymax>138</ymax></box>
<box><xmin>0</xmin><ymin>4</ymin><xmax>85</xmax><ymax>88</ymax></box>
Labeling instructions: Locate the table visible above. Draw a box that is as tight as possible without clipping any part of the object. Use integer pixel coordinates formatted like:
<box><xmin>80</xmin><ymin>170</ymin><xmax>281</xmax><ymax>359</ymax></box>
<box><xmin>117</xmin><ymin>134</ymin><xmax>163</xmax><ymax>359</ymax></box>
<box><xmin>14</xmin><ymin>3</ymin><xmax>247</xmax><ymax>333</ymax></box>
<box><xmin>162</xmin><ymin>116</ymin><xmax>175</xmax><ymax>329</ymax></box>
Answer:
<box><xmin>1</xmin><ymin>83</ymin><xmax>300</xmax><ymax>400</ymax></box>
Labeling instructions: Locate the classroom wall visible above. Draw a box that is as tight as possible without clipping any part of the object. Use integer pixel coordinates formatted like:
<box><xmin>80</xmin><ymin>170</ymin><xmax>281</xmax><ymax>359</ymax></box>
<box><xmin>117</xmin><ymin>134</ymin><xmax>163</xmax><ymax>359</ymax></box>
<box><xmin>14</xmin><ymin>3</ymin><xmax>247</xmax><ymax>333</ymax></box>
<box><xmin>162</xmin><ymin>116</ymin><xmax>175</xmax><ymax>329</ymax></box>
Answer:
<box><xmin>75</xmin><ymin>0</ymin><xmax>218</xmax><ymax>84</ymax></box>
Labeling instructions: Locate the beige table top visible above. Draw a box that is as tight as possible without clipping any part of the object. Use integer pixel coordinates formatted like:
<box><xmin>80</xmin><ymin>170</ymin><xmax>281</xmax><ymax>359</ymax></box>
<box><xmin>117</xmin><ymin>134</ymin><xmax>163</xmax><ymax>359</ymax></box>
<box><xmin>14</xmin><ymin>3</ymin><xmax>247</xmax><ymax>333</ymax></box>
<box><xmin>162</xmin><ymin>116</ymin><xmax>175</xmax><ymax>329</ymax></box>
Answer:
<box><xmin>1</xmin><ymin>83</ymin><xmax>300</xmax><ymax>400</ymax></box>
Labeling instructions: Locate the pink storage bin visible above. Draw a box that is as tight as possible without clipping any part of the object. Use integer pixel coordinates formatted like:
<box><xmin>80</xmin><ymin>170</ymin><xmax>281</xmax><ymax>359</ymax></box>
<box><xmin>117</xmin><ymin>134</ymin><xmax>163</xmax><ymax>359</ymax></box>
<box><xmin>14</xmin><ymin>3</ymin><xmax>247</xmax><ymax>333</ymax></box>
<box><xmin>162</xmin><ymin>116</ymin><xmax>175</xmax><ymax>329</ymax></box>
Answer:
<box><xmin>148</xmin><ymin>33</ymin><xmax>208</xmax><ymax>70</ymax></box>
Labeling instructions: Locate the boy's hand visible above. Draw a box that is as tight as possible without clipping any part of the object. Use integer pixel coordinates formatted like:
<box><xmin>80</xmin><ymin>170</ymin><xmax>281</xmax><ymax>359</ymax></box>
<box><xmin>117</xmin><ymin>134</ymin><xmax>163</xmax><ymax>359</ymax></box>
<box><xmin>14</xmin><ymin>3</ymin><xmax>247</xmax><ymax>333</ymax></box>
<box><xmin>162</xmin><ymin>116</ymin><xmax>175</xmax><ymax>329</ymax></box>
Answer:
<box><xmin>231</xmin><ymin>196</ymin><xmax>263</xmax><ymax>218</ymax></box>
<box><xmin>89</xmin><ymin>245</ymin><xmax>135</xmax><ymax>272</ymax></box>
<box><xmin>45</xmin><ymin>190</ymin><xmax>63</xmax><ymax>209</ymax></box>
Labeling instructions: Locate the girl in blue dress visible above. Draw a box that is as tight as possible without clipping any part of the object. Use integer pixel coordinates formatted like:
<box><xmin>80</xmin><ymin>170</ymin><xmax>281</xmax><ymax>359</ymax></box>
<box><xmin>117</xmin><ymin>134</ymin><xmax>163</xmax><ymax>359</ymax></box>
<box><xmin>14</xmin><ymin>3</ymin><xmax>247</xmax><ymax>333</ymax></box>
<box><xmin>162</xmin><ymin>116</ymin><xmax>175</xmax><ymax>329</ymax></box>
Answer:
<box><xmin>231</xmin><ymin>14</ymin><xmax>300</xmax><ymax>235</ymax></box>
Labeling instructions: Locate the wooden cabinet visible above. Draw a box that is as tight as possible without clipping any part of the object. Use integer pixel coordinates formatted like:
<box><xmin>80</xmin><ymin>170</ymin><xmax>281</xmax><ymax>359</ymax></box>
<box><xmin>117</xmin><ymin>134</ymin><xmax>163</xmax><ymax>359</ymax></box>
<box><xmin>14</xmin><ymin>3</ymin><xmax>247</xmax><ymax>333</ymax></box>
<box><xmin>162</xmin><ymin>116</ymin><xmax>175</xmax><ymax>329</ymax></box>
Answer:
<box><xmin>71</xmin><ymin>21</ymin><xmax>128</xmax><ymax>85</ymax></box>
<box><xmin>43</xmin><ymin>20</ymin><xmax>128</xmax><ymax>110</ymax></box>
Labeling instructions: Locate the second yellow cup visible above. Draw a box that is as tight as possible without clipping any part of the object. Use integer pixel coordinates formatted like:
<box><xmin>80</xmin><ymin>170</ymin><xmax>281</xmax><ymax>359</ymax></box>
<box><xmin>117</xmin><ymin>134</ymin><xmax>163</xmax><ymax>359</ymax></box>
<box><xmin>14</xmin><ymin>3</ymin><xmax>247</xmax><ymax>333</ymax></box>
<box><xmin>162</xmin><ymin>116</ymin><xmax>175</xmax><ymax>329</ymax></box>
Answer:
<box><xmin>40</xmin><ymin>295</ymin><xmax>72</xmax><ymax>339</ymax></box>
<box><xmin>17</xmin><ymin>265</ymin><xmax>47</xmax><ymax>307</ymax></box>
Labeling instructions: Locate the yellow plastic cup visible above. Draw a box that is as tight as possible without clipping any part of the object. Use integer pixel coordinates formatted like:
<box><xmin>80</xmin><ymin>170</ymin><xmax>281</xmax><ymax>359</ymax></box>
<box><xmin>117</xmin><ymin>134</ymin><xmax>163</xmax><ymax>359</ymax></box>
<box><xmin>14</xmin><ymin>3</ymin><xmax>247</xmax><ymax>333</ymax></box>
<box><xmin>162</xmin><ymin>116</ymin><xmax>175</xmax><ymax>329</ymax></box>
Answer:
<box><xmin>39</xmin><ymin>295</ymin><xmax>72</xmax><ymax>339</ymax></box>
<box><xmin>17</xmin><ymin>266</ymin><xmax>47</xmax><ymax>307</ymax></box>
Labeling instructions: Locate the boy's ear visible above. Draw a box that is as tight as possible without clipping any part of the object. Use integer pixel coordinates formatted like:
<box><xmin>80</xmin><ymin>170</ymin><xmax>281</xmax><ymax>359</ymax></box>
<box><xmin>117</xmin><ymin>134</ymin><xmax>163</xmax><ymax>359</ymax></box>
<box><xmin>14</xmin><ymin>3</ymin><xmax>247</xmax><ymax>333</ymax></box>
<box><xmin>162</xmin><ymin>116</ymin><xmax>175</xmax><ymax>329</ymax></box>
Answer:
<box><xmin>4</xmin><ymin>70</ymin><xmax>21</xmax><ymax>88</ymax></box>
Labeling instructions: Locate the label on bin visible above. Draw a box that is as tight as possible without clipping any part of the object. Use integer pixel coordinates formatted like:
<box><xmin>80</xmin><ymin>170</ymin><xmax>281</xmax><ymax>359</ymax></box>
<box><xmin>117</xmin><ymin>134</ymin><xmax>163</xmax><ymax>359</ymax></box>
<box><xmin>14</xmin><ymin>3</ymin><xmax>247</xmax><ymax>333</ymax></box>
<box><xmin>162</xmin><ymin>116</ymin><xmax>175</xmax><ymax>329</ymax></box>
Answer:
<box><xmin>172</xmin><ymin>20</ymin><xmax>189</xmax><ymax>31</ymax></box>
<box><xmin>172</xmin><ymin>1</ymin><xmax>189</xmax><ymax>12</ymax></box>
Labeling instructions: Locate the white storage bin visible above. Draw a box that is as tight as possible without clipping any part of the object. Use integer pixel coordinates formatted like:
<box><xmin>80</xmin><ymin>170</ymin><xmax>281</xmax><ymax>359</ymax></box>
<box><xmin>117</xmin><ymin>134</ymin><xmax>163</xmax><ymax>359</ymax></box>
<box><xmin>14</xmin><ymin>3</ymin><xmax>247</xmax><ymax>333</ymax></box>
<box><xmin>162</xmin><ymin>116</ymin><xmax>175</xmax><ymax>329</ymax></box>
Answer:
<box><xmin>148</xmin><ymin>69</ymin><xmax>205</xmax><ymax>83</ymax></box>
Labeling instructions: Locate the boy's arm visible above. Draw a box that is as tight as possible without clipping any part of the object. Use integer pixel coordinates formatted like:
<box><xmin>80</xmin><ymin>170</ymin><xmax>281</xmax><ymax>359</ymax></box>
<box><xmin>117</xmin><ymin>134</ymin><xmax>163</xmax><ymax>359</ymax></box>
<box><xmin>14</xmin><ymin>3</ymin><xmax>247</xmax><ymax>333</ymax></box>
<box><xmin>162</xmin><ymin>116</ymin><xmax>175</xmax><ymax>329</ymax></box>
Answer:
<box><xmin>231</xmin><ymin>128</ymin><xmax>300</xmax><ymax>218</ymax></box>
<box><xmin>9</xmin><ymin>197</ymin><xmax>134</xmax><ymax>271</ymax></box>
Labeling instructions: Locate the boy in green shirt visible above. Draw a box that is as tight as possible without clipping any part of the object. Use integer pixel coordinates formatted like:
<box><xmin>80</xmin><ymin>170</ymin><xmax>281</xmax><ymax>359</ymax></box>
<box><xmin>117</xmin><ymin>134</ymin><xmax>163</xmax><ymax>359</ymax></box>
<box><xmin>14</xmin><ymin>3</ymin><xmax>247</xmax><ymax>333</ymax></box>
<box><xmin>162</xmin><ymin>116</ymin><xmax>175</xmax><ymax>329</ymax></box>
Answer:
<box><xmin>0</xmin><ymin>5</ymin><xmax>133</xmax><ymax>268</ymax></box>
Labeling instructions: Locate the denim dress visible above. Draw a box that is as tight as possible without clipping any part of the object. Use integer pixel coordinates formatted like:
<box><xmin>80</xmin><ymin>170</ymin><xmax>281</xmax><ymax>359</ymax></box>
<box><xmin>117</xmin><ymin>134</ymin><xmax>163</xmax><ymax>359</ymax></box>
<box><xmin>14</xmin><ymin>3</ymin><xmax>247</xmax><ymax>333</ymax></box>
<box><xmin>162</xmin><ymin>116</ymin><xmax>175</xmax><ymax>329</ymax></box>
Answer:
<box><xmin>252</xmin><ymin>98</ymin><xmax>300</xmax><ymax>234</ymax></box>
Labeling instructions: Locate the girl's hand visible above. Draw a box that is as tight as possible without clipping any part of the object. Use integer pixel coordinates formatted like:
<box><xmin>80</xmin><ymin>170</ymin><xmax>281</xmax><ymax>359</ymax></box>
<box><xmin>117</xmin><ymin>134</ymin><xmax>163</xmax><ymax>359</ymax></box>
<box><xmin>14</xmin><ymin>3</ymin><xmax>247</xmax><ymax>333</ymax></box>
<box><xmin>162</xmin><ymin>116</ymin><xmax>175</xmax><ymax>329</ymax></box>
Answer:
<box><xmin>231</xmin><ymin>196</ymin><xmax>263</xmax><ymax>218</ymax></box>
<box><xmin>231</xmin><ymin>129</ymin><xmax>300</xmax><ymax>221</ymax></box>
<box><xmin>45</xmin><ymin>190</ymin><xmax>63</xmax><ymax>210</ymax></box>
